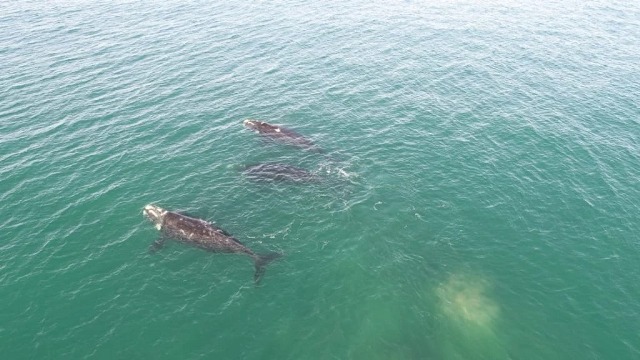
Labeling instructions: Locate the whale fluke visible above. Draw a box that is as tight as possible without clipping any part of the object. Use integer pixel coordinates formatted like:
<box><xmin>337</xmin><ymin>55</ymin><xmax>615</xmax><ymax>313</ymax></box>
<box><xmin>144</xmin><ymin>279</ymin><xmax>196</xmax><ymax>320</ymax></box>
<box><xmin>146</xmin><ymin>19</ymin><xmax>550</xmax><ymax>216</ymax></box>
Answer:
<box><xmin>253</xmin><ymin>252</ymin><xmax>283</xmax><ymax>284</ymax></box>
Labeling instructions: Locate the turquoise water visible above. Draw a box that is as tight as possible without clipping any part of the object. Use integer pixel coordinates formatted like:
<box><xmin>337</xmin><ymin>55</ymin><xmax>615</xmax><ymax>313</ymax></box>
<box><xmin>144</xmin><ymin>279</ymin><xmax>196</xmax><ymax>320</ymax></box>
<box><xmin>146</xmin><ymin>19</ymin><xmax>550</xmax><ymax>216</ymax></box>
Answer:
<box><xmin>1</xmin><ymin>1</ymin><xmax>639</xmax><ymax>358</ymax></box>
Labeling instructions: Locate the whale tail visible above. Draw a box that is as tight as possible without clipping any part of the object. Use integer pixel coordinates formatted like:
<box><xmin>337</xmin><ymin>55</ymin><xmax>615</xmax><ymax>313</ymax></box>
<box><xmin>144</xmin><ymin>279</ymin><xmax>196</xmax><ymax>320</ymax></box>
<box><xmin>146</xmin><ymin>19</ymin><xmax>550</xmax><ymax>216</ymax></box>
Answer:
<box><xmin>253</xmin><ymin>252</ymin><xmax>283</xmax><ymax>284</ymax></box>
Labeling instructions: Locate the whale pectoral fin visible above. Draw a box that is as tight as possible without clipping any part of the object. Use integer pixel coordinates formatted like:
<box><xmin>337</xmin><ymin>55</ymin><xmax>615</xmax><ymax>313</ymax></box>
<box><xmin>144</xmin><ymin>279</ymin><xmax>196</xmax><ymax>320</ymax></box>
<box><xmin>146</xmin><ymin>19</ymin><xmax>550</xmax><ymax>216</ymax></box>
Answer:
<box><xmin>149</xmin><ymin>237</ymin><xmax>166</xmax><ymax>254</ymax></box>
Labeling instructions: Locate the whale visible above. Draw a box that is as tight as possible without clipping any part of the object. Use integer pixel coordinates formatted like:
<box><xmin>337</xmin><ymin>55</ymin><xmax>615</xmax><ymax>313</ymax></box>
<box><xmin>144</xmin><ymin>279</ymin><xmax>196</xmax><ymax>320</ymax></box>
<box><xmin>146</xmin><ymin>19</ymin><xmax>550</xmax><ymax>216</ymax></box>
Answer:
<box><xmin>143</xmin><ymin>204</ymin><xmax>281</xmax><ymax>283</ymax></box>
<box><xmin>243</xmin><ymin>163</ymin><xmax>318</xmax><ymax>183</ymax></box>
<box><xmin>243</xmin><ymin>119</ymin><xmax>321</xmax><ymax>152</ymax></box>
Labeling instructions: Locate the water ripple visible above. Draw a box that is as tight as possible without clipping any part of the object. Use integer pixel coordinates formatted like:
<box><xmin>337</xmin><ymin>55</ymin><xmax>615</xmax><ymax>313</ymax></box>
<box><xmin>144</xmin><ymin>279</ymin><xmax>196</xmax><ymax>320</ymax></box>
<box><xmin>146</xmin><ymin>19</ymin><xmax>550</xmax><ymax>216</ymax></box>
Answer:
<box><xmin>1</xmin><ymin>1</ymin><xmax>640</xmax><ymax>359</ymax></box>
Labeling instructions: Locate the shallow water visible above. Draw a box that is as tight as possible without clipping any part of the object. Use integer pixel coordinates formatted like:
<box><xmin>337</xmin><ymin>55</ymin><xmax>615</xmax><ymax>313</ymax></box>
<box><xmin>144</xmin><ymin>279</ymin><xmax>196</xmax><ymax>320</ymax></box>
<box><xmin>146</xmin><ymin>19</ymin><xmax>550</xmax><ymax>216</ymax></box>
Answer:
<box><xmin>1</xmin><ymin>1</ymin><xmax>639</xmax><ymax>359</ymax></box>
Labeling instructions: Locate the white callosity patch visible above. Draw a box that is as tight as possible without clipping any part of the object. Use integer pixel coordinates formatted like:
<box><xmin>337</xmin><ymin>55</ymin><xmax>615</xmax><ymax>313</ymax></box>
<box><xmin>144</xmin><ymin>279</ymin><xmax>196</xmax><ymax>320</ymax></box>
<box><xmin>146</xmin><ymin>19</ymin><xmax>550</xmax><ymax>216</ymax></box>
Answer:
<box><xmin>143</xmin><ymin>204</ymin><xmax>167</xmax><ymax>230</ymax></box>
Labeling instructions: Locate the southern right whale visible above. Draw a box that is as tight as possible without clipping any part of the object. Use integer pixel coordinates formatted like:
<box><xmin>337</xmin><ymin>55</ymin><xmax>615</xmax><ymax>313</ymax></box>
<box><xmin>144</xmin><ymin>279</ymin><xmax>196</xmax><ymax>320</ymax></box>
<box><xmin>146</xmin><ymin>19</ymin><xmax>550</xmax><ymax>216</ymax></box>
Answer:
<box><xmin>243</xmin><ymin>119</ymin><xmax>322</xmax><ymax>152</ymax></box>
<box><xmin>143</xmin><ymin>204</ymin><xmax>281</xmax><ymax>284</ymax></box>
<box><xmin>243</xmin><ymin>163</ymin><xmax>318</xmax><ymax>183</ymax></box>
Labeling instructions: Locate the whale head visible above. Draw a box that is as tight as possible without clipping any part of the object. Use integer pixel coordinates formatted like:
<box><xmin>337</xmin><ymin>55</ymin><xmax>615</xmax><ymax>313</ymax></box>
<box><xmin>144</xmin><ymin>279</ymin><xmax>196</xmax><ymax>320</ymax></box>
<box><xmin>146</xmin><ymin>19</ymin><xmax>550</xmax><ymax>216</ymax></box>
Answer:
<box><xmin>243</xmin><ymin>119</ymin><xmax>259</xmax><ymax>130</ymax></box>
<box><xmin>143</xmin><ymin>204</ymin><xmax>167</xmax><ymax>230</ymax></box>
<box><xmin>244</xmin><ymin>119</ymin><xmax>272</xmax><ymax>131</ymax></box>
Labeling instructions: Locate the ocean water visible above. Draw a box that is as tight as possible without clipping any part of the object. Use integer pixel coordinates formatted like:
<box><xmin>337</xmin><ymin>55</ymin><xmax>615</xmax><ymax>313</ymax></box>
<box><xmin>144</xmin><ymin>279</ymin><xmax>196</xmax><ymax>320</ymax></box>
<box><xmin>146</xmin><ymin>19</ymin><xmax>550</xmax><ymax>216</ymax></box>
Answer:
<box><xmin>1</xmin><ymin>0</ymin><xmax>639</xmax><ymax>359</ymax></box>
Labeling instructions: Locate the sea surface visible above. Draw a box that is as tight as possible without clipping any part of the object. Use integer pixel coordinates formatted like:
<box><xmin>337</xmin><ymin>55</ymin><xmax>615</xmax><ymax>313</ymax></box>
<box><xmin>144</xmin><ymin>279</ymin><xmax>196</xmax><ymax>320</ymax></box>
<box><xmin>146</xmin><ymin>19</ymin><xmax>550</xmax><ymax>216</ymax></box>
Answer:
<box><xmin>1</xmin><ymin>1</ymin><xmax>639</xmax><ymax>359</ymax></box>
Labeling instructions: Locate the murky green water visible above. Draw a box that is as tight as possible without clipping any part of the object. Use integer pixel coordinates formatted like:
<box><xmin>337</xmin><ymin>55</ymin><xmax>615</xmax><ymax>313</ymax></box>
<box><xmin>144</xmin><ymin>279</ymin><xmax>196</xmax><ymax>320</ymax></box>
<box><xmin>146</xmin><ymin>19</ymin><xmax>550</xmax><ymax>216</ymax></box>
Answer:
<box><xmin>1</xmin><ymin>1</ymin><xmax>639</xmax><ymax>359</ymax></box>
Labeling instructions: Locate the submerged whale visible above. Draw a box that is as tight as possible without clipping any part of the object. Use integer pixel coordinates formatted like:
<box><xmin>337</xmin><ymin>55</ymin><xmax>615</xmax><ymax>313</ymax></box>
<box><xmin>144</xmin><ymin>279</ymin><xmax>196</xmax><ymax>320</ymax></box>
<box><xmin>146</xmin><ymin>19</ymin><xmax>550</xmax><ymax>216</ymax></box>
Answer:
<box><xmin>143</xmin><ymin>204</ymin><xmax>281</xmax><ymax>283</ymax></box>
<box><xmin>243</xmin><ymin>119</ymin><xmax>321</xmax><ymax>151</ymax></box>
<box><xmin>243</xmin><ymin>163</ymin><xmax>318</xmax><ymax>183</ymax></box>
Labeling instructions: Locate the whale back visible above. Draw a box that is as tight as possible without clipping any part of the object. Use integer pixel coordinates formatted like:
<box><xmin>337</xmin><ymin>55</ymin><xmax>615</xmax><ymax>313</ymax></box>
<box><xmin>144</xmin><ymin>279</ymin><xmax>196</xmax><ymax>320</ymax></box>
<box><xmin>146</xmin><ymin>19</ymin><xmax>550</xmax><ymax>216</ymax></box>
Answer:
<box><xmin>243</xmin><ymin>163</ymin><xmax>317</xmax><ymax>182</ymax></box>
<box><xmin>161</xmin><ymin>211</ymin><xmax>250</xmax><ymax>254</ymax></box>
<box><xmin>244</xmin><ymin>120</ymin><xmax>319</xmax><ymax>150</ymax></box>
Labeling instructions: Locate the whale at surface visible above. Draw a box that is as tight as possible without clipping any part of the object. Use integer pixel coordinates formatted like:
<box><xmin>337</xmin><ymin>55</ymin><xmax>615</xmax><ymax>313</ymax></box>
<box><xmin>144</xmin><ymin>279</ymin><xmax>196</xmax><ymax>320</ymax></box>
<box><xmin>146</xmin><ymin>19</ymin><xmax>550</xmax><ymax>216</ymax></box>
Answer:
<box><xmin>243</xmin><ymin>163</ymin><xmax>318</xmax><ymax>183</ymax></box>
<box><xmin>243</xmin><ymin>119</ymin><xmax>322</xmax><ymax>152</ymax></box>
<box><xmin>143</xmin><ymin>204</ymin><xmax>281</xmax><ymax>283</ymax></box>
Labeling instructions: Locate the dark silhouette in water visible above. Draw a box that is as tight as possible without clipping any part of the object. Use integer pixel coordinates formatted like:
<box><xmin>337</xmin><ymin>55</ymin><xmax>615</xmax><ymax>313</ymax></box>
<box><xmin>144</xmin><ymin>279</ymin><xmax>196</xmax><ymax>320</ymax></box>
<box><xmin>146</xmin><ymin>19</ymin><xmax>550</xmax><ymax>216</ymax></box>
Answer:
<box><xmin>243</xmin><ymin>163</ymin><xmax>318</xmax><ymax>183</ymax></box>
<box><xmin>243</xmin><ymin>119</ymin><xmax>322</xmax><ymax>152</ymax></box>
<box><xmin>143</xmin><ymin>204</ymin><xmax>281</xmax><ymax>284</ymax></box>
